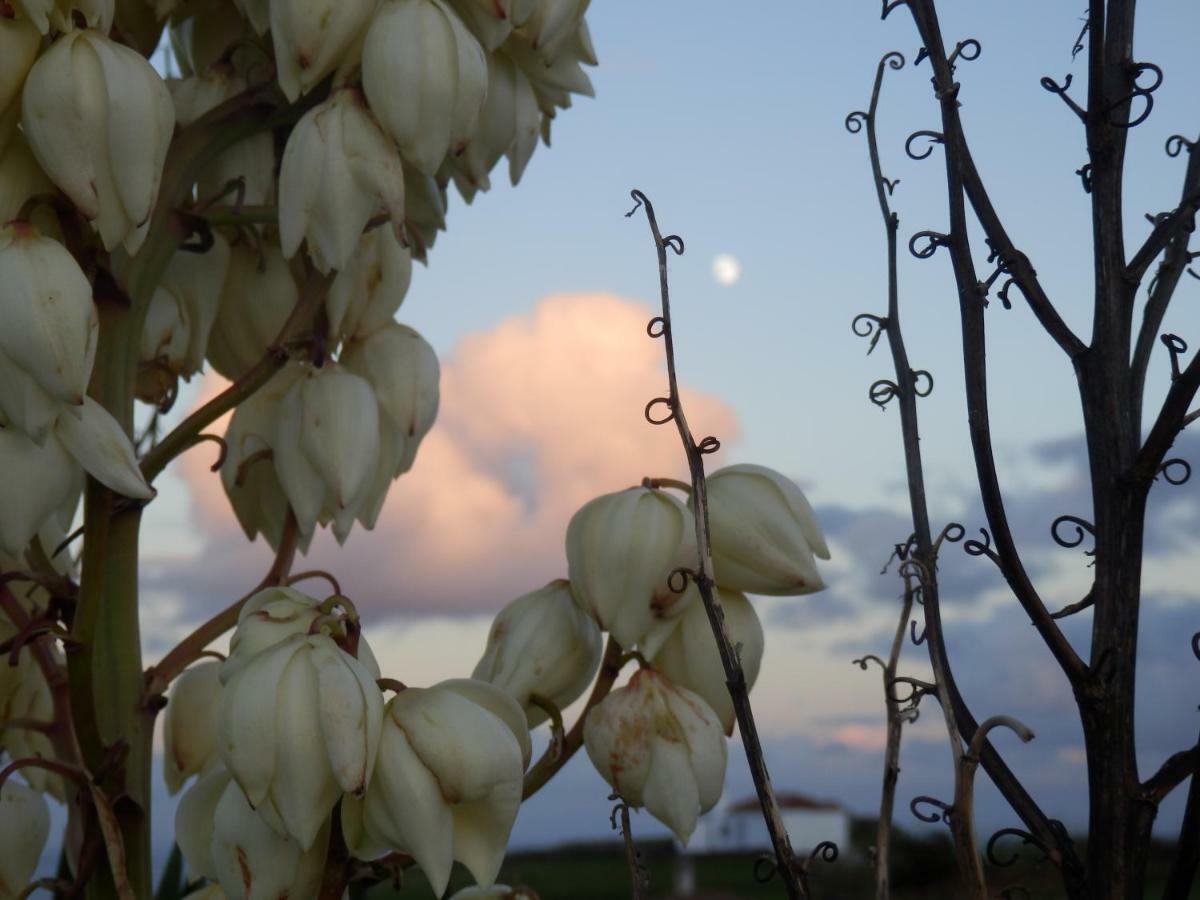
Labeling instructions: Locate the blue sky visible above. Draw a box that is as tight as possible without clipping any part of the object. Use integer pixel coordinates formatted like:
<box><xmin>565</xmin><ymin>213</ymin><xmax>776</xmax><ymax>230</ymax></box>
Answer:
<box><xmin>116</xmin><ymin>0</ymin><xmax>1200</xmax><ymax>873</ymax></box>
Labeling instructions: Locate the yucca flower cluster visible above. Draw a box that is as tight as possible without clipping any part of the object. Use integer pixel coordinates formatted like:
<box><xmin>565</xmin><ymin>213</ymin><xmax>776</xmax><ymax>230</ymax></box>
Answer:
<box><xmin>1</xmin><ymin>0</ymin><xmax>595</xmax><ymax>896</ymax></box>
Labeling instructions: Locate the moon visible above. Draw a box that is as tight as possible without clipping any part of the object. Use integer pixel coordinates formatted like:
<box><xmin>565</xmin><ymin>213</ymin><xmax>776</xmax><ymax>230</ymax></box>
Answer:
<box><xmin>712</xmin><ymin>253</ymin><xmax>742</xmax><ymax>287</ymax></box>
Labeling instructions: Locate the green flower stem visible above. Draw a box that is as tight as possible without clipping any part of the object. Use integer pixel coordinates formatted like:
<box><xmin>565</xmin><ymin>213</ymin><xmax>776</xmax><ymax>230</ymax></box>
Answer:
<box><xmin>197</xmin><ymin>204</ymin><xmax>278</xmax><ymax>229</ymax></box>
<box><xmin>71</xmin><ymin>85</ymin><xmax>326</xmax><ymax>900</ymax></box>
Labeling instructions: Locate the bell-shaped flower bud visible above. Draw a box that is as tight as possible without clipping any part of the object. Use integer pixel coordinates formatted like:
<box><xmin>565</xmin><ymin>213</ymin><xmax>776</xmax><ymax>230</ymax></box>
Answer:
<box><xmin>21</xmin><ymin>29</ymin><xmax>174</xmax><ymax>253</ymax></box>
<box><xmin>164</xmin><ymin>660</ymin><xmax>223</xmax><ymax>795</ymax></box>
<box><xmin>0</xmin><ymin>222</ymin><xmax>97</xmax><ymax>416</ymax></box>
<box><xmin>138</xmin><ymin>286</ymin><xmax>190</xmax><ymax>402</ymax></box>
<box><xmin>326</xmin><ymin>229</ymin><xmax>413</xmax><ymax>342</ymax></box>
<box><xmin>519</xmin><ymin>0</ymin><xmax>589</xmax><ymax>64</ymax></box>
<box><xmin>445</xmin><ymin>0</ymin><xmax>533</xmax><ymax>51</ymax></box>
<box><xmin>0</xmin><ymin>424</ymin><xmax>77</xmax><ymax>556</ymax></box>
<box><xmin>342</xmin><ymin>680</ymin><xmax>526</xmax><ymax>897</ymax></box>
<box><xmin>403</xmin><ymin>166</ymin><xmax>447</xmax><ymax>261</ymax></box>
<box><xmin>648</xmin><ymin>588</ymin><xmax>763</xmax><ymax>735</ymax></box>
<box><xmin>161</xmin><ymin>235</ymin><xmax>231</xmax><ymax>374</ymax></box>
<box><xmin>139</xmin><ymin>235</ymin><xmax>231</xmax><ymax>401</ymax></box>
<box><xmin>278</xmin><ymin>88</ymin><xmax>407</xmax><ymax>273</ymax></box>
<box><xmin>703</xmin><ymin>463</ymin><xmax>830</xmax><ymax>596</ymax></box>
<box><xmin>583</xmin><ymin>668</ymin><xmax>726</xmax><ymax>844</ymax></box>
<box><xmin>273</xmin><ymin>364</ymin><xmax>382</xmax><ymax>541</ymax></box>
<box><xmin>175</xmin><ymin>765</ymin><xmax>330</xmax><ymax>900</ymax></box>
<box><xmin>221</xmin><ymin>586</ymin><xmax>329</xmax><ymax>678</ymax></box>
<box><xmin>168</xmin><ymin>1</ymin><xmax>254</xmax><ymax>79</ymax></box>
<box><xmin>508</xmin><ymin>32</ymin><xmax>594</xmax><ymax>116</ymax></box>
<box><xmin>566</xmin><ymin>486</ymin><xmax>697</xmax><ymax>655</ymax></box>
<box><xmin>219</xmin><ymin>627</ymin><xmax>384</xmax><ymax>850</ymax></box>
<box><xmin>270</xmin><ymin>0</ymin><xmax>375</xmax><ymax>102</ymax></box>
<box><xmin>219</xmin><ymin>368</ymin><xmax>302</xmax><ymax>551</ymax></box>
<box><xmin>339</xmin><ymin>322</ymin><xmax>439</xmax><ymax>527</ymax></box>
<box><xmin>1</xmin><ymin>646</ymin><xmax>65</xmax><ymax>800</ymax></box>
<box><xmin>472</xmin><ymin>580</ymin><xmax>602</xmax><ymax>728</ymax></box>
<box><xmin>453</xmin><ymin>52</ymin><xmax>540</xmax><ymax>195</ymax></box>
<box><xmin>0</xmin><ymin>779</ymin><xmax>50</xmax><ymax>896</ymax></box>
<box><xmin>363</xmin><ymin>0</ymin><xmax>488</xmax><ymax>176</ymax></box>
<box><xmin>211</xmin><ymin>772</ymin><xmax>329</xmax><ymax>900</ymax></box>
<box><xmin>0</xmin><ymin>14</ymin><xmax>40</xmax><ymax>117</ymax></box>
<box><xmin>54</xmin><ymin>397</ymin><xmax>155</xmax><ymax>501</ymax></box>
<box><xmin>0</xmin><ymin>124</ymin><xmax>56</xmax><ymax>224</ymax></box>
<box><xmin>170</xmin><ymin>65</ymin><xmax>278</xmax><ymax>211</ymax></box>
<box><xmin>206</xmin><ymin>241</ymin><xmax>298</xmax><ymax>381</ymax></box>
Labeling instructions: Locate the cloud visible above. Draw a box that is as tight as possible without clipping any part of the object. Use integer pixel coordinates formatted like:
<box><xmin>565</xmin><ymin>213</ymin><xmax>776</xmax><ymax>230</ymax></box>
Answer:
<box><xmin>168</xmin><ymin>293</ymin><xmax>739</xmax><ymax>619</ymax></box>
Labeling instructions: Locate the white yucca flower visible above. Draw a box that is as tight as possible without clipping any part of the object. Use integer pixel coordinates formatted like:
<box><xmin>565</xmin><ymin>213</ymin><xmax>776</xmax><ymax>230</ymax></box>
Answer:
<box><xmin>21</xmin><ymin>28</ymin><xmax>174</xmax><ymax>253</ymax></box>
<box><xmin>363</xmin><ymin>0</ymin><xmax>488</xmax><ymax>176</ymax></box>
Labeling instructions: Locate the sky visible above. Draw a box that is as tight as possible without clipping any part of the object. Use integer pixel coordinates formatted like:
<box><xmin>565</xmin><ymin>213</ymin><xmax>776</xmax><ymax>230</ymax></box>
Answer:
<box><xmin>59</xmin><ymin>0</ymin><xmax>1200</xmax><ymax>875</ymax></box>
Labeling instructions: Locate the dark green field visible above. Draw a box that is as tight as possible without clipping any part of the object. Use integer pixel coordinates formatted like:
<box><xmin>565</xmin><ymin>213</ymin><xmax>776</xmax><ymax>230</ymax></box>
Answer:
<box><xmin>362</xmin><ymin>821</ymin><xmax>1198</xmax><ymax>899</ymax></box>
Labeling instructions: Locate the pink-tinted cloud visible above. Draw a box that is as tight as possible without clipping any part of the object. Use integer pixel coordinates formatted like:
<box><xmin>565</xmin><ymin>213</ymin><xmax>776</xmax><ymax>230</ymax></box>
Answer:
<box><xmin>175</xmin><ymin>293</ymin><xmax>739</xmax><ymax>617</ymax></box>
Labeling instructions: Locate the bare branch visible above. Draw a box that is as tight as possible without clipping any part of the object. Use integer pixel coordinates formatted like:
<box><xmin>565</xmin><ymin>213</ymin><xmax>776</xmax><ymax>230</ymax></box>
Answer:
<box><xmin>628</xmin><ymin>189</ymin><xmax>813</xmax><ymax>899</ymax></box>
<box><xmin>1143</xmin><ymin>743</ymin><xmax>1200</xmax><ymax>804</ymax></box>
<box><xmin>1135</xmin><ymin>350</ymin><xmax>1200</xmax><ymax>483</ymax></box>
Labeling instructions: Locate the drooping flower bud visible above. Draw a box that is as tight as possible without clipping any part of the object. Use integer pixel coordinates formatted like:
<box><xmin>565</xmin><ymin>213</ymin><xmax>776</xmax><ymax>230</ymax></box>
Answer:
<box><xmin>326</xmin><ymin>229</ymin><xmax>413</xmax><ymax>342</ymax></box>
<box><xmin>452</xmin><ymin>52</ymin><xmax>540</xmax><ymax>196</ymax></box>
<box><xmin>0</xmin><ymin>124</ymin><xmax>55</xmax><ymax>224</ymax></box>
<box><xmin>363</xmin><ymin>0</ymin><xmax>488</xmax><ymax>176</ymax></box>
<box><xmin>583</xmin><ymin>668</ymin><xmax>726</xmax><ymax>844</ymax></box>
<box><xmin>445</xmin><ymin>0</ymin><xmax>533</xmax><ymax>51</ymax></box>
<box><xmin>472</xmin><ymin>580</ymin><xmax>602</xmax><ymax>728</ymax></box>
<box><xmin>566</xmin><ymin>486</ymin><xmax>697</xmax><ymax>655</ymax></box>
<box><xmin>175</xmin><ymin>766</ymin><xmax>329</xmax><ymax>899</ymax></box>
<box><xmin>0</xmin><ymin>424</ymin><xmax>77</xmax><ymax>556</ymax></box>
<box><xmin>168</xmin><ymin>1</ymin><xmax>254</xmax><ymax>78</ymax></box>
<box><xmin>21</xmin><ymin>29</ymin><xmax>174</xmax><ymax>253</ymax></box>
<box><xmin>1</xmin><ymin>646</ymin><xmax>65</xmax><ymax>800</ymax></box>
<box><xmin>221</xmin><ymin>586</ymin><xmax>340</xmax><ymax>678</ymax></box>
<box><xmin>219</xmin><ymin>621</ymin><xmax>384</xmax><ymax>850</ymax></box>
<box><xmin>403</xmin><ymin>166</ymin><xmax>448</xmax><ymax>260</ymax></box>
<box><xmin>0</xmin><ymin>222</ymin><xmax>97</xmax><ymax>419</ymax></box>
<box><xmin>169</xmin><ymin>65</ymin><xmax>278</xmax><ymax>211</ymax></box>
<box><xmin>206</xmin><ymin>241</ymin><xmax>299</xmax><ymax>381</ymax></box>
<box><xmin>703</xmin><ymin>463</ymin><xmax>830</xmax><ymax>596</ymax></box>
<box><xmin>164</xmin><ymin>659</ymin><xmax>223</xmax><ymax>795</ymax></box>
<box><xmin>270</xmin><ymin>0</ymin><xmax>375</xmax><ymax>102</ymax></box>
<box><xmin>342</xmin><ymin>679</ymin><xmax>526</xmax><ymax>897</ymax></box>
<box><xmin>0</xmin><ymin>14</ymin><xmax>40</xmax><ymax>117</ymax></box>
<box><xmin>278</xmin><ymin>88</ymin><xmax>407</xmax><ymax>273</ymax></box>
<box><xmin>519</xmin><ymin>0</ymin><xmax>589</xmax><ymax>64</ymax></box>
<box><xmin>339</xmin><ymin>322</ymin><xmax>439</xmax><ymax>528</ymax></box>
<box><xmin>138</xmin><ymin>234</ymin><xmax>231</xmax><ymax>401</ymax></box>
<box><xmin>273</xmin><ymin>364</ymin><xmax>382</xmax><ymax>541</ymax></box>
<box><xmin>219</xmin><ymin>368</ymin><xmax>302</xmax><ymax>551</ymax></box>
<box><xmin>508</xmin><ymin>31</ymin><xmax>594</xmax><ymax>117</ymax></box>
<box><xmin>0</xmin><ymin>779</ymin><xmax>50</xmax><ymax>897</ymax></box>
<box><xmin>649</xmin><ymin>588</ymin><xmax>763</xmax><ymax>735</ymax></box>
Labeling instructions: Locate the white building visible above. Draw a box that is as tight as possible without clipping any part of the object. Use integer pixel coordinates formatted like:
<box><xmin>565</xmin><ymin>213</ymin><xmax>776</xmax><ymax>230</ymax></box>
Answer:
<box><xmin>687</xmin><ymin>792</ymin><xmax>851</xmax><ymax>857</ymax></box>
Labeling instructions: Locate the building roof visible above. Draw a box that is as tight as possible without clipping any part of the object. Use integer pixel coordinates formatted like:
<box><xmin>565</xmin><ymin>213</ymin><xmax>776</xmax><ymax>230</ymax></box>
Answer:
<box><xmin>727</xmin><ymin>792</ymin><xmax>842</xmax><ymax>814</ymax></box>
